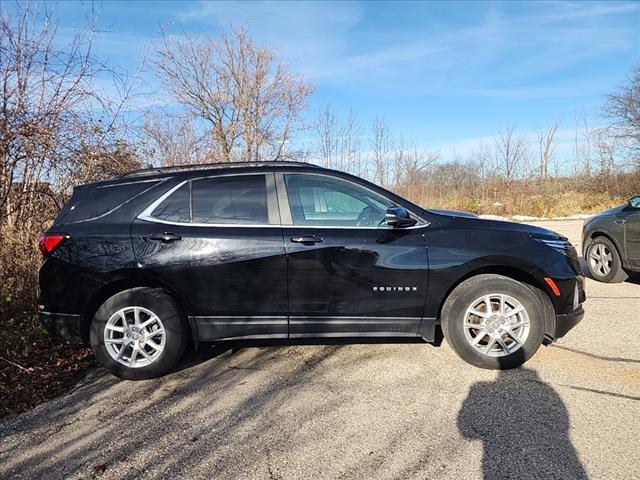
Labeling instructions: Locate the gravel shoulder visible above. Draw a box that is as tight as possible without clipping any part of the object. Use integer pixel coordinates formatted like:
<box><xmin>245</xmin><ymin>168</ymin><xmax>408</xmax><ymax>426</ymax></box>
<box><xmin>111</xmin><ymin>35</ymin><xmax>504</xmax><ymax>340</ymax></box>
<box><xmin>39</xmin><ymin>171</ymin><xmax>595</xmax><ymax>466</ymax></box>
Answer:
<box><xmin>1</xmin><ymin>219</ymin><xmax>638</xmax><ymax>480</ymax></box>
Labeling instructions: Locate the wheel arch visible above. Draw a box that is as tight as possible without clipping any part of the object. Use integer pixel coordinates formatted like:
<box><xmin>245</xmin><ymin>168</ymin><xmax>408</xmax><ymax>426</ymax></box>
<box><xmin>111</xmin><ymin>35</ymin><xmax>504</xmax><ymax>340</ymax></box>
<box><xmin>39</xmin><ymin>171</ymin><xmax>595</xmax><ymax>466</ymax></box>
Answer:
<box><xmin>435</xmin><ymin>266</ymin><xmax>556</xmax><ymax>342</ymax></box>
<box><xmin>584</xmin><ymin>228</ymin><xmax>624</xmax><ymax>258</ymax></box>
<box><xmin>79</xmin><ymin>273</ymin><xmax>194</xmax><ymax>343</ymax></box>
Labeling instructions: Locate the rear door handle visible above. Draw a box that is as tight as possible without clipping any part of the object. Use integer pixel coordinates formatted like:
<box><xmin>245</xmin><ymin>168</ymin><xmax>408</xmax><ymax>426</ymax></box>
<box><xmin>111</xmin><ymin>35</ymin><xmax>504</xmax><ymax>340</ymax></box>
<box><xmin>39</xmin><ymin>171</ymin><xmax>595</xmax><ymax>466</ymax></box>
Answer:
<box><xmin>149</xmin><ymin>232</ymin><xmax>182</xmax><ymax>243</ymax></box>
<box><xmin>290</xmin><ymin>235</ymin><xmax>323</xmax><ymax>245</ymax></box>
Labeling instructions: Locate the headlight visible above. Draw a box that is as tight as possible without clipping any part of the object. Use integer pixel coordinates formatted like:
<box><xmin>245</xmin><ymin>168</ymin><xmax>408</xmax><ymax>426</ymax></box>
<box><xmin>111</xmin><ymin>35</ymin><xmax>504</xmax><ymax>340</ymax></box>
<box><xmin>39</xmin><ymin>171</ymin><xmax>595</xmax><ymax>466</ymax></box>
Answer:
<box><xmin>533</xmin><ymin>236</ymin><xmax>577</xmax><ymax>257</ymax></box>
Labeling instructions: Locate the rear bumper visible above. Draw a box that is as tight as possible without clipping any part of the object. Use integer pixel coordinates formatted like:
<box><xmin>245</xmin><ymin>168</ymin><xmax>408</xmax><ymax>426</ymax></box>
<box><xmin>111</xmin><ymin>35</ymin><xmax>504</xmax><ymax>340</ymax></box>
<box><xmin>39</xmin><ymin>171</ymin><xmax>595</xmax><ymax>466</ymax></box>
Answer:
<box><xmin>554</xmin><ymin>306</ymin><xmax>585</xmax><ymax>339</ymax></box>
<box><xmin>39</xmin><ymin>311</ymin><xmax>84</xmax><ymax>343</ymax></box>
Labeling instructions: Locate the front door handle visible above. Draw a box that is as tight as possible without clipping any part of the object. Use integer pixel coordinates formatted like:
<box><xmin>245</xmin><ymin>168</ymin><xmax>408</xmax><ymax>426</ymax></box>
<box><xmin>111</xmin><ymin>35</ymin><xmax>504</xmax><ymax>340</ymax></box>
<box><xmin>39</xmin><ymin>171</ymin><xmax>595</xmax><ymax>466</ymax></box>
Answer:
<box><xmin>290</xmin><ymin>235</ymin><xmax>323</xmax><ymax>245</ymax></box>
<box><xmin>149</xmin><ymin>232</ymin><xmax>182</xmax><ymax>243</ymax></box>
<box><xmin>615</xmin><ymin>219</ymin><xmax>626</xmax><ymax>225</ymax></box>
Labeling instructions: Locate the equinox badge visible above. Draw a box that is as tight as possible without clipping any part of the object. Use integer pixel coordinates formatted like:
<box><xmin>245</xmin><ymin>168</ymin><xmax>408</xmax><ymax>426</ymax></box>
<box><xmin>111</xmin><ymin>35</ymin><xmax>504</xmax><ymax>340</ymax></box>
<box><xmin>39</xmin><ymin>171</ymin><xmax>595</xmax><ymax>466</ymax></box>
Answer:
<box><xmin>373</xmin><ymin>286</ymin><xmax>418</xmax><ymax>292</ymax></box>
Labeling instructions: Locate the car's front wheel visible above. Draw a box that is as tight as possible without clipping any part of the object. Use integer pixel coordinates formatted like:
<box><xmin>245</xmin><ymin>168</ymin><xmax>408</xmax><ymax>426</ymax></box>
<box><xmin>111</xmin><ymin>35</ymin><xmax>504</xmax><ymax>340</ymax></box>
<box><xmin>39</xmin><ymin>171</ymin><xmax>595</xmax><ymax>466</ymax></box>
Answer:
<box><xmin>441</xmin><ymin>274</ymin><xmax>546</xmax><ymax>369</ymax></box>
<box><xmin>90</xmin><ymin>287</ymin><xmax>188</xmax><ymax>380</ymax></box>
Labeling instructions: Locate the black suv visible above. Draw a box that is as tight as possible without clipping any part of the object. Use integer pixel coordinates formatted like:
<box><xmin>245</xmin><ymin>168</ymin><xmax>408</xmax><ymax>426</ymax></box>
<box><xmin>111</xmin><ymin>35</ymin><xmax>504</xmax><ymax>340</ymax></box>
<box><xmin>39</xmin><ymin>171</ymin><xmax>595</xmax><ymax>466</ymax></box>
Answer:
<box><xmin>38</xmin><ymin>162</ymin><xmax>585</xmax><ymax>379</ymax></box>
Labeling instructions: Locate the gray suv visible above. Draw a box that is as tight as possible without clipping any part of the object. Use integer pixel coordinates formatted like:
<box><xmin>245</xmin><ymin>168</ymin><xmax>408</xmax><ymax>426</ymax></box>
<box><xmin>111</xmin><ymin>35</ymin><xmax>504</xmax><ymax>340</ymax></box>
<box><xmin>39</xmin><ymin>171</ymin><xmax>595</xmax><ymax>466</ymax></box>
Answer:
<box><xmin>582</xmin><ymin>195</ymin><xmax>640</xmax><ymax>282</ymax></box>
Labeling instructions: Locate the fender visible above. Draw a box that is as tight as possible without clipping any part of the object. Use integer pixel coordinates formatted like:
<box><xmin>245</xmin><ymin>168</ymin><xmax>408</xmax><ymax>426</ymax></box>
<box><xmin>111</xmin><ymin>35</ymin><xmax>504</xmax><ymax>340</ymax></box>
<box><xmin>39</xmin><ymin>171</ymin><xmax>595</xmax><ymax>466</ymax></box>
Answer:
<box><xmin>584</xmin><ymin>228</ymin><xmax>629</xmax><ymax>269</ymax></box>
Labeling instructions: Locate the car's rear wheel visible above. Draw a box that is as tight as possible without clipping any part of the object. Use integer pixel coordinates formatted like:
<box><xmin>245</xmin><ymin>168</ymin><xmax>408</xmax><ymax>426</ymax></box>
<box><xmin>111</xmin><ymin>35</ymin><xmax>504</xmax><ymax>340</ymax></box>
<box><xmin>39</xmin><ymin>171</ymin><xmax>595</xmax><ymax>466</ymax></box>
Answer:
<box><xmin>90</xmin><ymin>287</ymin><xmax>188</xmax><ymax>380</ymax></box>
<box><xmin>441</xmin><ymin>274</ymin><xmax>546</xmax><ymax>369</ymax></box>
<box><xmin>585</xmin><ymin>237</ymin><xmax>627</xmax><ymax>283</ymax></box>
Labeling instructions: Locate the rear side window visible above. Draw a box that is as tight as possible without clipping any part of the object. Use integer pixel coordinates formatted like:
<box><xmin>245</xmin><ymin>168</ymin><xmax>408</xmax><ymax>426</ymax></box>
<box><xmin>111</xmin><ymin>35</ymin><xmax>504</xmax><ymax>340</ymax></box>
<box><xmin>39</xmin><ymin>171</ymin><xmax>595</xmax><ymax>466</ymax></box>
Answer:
<box><xmin>148</xmin><ymin>175</ymin><xmax>269</xmax><ymax>225</ymax></box>
<box><xmin>192</xmin><ymin>176</ymin><xmax>268</xmax><ymax>224</ymax></box>
<box><xmin>55</xmin><ymin>181</ymin><xmax>160</xmax><ymax>225</ymax></box>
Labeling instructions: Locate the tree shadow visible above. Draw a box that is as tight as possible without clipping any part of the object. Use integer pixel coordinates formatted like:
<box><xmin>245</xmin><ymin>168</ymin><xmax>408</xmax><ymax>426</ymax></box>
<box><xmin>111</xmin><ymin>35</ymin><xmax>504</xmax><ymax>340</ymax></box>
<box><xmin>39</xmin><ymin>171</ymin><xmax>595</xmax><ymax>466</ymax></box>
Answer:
<box><xmin>458</xmin><ymin>367</ymin><xmax>587</xmax><ymax>480</ymax></box>
<box><xmin>0</xmin><ymin>340</ymin><xmax>386</xmax><ymax>478</ymax></box>
<box><xmin>170</xmin><ymin>336</ymin><xmax>430</xmax><ymax>374</ymax></box>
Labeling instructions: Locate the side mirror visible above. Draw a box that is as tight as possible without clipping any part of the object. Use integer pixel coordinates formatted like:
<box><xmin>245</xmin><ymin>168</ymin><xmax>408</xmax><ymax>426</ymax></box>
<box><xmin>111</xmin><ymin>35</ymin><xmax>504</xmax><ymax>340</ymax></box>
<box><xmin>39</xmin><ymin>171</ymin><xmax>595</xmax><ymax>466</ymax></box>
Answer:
<box><xmin>629</xmin><ymin>195</ymin><xmax>640</xmax><ymax>209</ymax></box>
<box><xmin>385</xmin><ymin>206</ymin><xmax>417</xmax><ymax>228</ymax></box>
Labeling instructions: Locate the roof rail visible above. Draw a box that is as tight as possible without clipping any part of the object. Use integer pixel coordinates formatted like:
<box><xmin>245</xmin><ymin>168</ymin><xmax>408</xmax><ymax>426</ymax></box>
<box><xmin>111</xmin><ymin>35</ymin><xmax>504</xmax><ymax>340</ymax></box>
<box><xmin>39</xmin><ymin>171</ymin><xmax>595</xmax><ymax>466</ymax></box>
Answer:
<box><xmin>119</xmin><ymin>161</ymin><xmax>322</xmax><ymax>179</ymax></box>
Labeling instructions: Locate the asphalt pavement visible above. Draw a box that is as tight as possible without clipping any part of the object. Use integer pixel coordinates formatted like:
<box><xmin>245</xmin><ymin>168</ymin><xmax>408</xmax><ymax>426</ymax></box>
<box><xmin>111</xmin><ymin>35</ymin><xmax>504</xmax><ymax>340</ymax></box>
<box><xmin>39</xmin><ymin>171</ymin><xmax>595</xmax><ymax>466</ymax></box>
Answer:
<box><xmin>1</xmin><ymin>219</ymin><xmax>638</xmax><ymax>479</ymax></box>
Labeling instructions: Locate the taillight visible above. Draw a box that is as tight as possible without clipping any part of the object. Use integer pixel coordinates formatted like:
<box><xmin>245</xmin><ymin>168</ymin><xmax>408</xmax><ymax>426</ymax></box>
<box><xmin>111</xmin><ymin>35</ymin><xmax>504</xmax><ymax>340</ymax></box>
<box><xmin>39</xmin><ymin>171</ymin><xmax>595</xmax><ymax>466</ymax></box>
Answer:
<box><xmin>38</xmin><ymin>233</ymin><xmax>68</xmax><ymax>255</ymax></box>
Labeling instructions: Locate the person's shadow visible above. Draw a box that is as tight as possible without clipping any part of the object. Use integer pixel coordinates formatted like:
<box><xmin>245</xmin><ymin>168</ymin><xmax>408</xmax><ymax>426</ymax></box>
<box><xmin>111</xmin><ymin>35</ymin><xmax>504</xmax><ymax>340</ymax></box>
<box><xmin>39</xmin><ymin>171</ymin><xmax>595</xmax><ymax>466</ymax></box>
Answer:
<box><xmin>458</xmin><ymin>368</ymin><xmax>587</xmax><ymax>479</ymax></box>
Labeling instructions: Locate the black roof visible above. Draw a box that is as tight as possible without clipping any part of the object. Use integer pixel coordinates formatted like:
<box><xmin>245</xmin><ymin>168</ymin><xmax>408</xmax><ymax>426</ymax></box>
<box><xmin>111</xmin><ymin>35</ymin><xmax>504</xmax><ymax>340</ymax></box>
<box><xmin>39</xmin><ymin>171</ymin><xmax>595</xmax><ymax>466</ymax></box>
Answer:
<box><xmin>119</xmin><ymin>161</ymin><xmax>323</xmax><ymax>179</ymax></box>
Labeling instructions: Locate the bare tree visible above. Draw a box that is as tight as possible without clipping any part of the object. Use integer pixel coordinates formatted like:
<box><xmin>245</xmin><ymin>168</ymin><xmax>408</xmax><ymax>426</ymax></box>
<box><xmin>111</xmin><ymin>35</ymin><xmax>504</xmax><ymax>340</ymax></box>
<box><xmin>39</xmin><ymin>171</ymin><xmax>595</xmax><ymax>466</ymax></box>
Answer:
<box><xmin>316</xmin><ymin>105</ymin><xmax>339</xmax><ymax>169</ymax></box>
<box><xmin>0</xmin><ymin>1</ymin><xmax>142</xmax><ymax>325</ymax></box>
<box><xmin>337</xmin><ymin>109</ymin><xmax>363</xmax><ymax>176</ymax></box>
<box><xmin>468</xmin><ymin>143</ymin><xmax>492</xmax><ymax>204</ymax></box>
<box><xmin>315</xmin><ymin>105</ymin><xmax>366</xmax><ymax>177</ymax></box>
<box><xmin>143</xmin><ymin>112</ymin><xmax>212</xmax><ymax>166</ymax></box>
<box><xmin>594</xmin><ymin>128</ymin><xmax>619</xmax><ymax>178</ymax></box>
<box><xmin>493</xmin><ymin>127</ymin><xmax>527</xmax><ymax>181</ymax></box>
<box><xmin>537</xmin><ymin>122</ymin><xmax>559</xmax><ymax>182</ymax></box>
<box><xmin>605</xmin><ymin>65</ymin><xmax>640</xmax><ymax>155</ymax></box>
<box><xmin>391</xmin><ymin>137</ymin><xmax>438</xmax><ymax>188</ymax></box>
<box><xmin>152</xmin><ymin>28</ymin><xmax>314</xmax><ymax>163</ymax></box>
<box><xmin>370</xmin><ymin>118</ymin><xmax>393</xmax><ymax>186</ymax></box>
<box><xmin>0</xmin><ymin>1</ymin><xmax>140</xmax><ymax>232</ymax></box>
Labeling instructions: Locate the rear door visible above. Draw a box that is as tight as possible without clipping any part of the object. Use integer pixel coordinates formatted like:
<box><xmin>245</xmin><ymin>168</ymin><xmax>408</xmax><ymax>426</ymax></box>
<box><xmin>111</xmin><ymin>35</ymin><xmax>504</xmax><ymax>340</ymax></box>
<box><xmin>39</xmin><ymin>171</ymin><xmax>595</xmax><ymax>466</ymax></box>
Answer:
<box><xmin>279</xmin><ymin>172</ymin><xmax>429</xmax><ymax>337</ymax></box>
<box><xmin>131</xmin><ymin>173</ymin><xmax>288</xmax><ymax>341</ymax></box>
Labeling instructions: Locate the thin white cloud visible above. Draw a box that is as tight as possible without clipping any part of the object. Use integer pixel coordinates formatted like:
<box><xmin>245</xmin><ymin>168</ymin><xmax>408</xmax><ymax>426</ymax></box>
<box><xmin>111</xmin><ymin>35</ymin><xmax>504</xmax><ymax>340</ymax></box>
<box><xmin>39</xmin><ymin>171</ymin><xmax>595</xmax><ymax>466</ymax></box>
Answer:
<box><xmin>302</xmin><ymin>1</ymin><xmax>638</xmax><ymax>98</ymax></box>
<box><xmin>167</xmin><ymin>1</ymin><xmax>638</xmax><ymax>102</ymax></box>
<box><xmin>535</xmin><ymin>1</ymin><xmax>640</xmax><ymax>23</ymax></box>
<box><xmin>177</xmin><ymin>0</ymin><xmax>363</xmax><ymax>66</ymax></box>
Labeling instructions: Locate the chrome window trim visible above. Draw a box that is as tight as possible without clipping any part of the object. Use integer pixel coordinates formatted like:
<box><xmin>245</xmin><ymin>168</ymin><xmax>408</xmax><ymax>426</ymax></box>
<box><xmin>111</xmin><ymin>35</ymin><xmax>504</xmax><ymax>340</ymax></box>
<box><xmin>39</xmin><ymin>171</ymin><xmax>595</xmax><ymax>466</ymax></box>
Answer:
<box><xmin>137</xmin><ymin>170</ymin><xmax>430</xmax><ymax>230</ymax></box>
<box><xmin>138</xmin><ymin>172</ymin><xmax>275</xmax><ymax>226</ymax></box>
<box><xmin>96</xmin><ymin>178</ymin><xmax>163</xmax><ymax>188</ymax></box>
<box><xmin>137</xmin><ymin>215</ymin><xmax>427</xmax><ymax>230</ymax></box>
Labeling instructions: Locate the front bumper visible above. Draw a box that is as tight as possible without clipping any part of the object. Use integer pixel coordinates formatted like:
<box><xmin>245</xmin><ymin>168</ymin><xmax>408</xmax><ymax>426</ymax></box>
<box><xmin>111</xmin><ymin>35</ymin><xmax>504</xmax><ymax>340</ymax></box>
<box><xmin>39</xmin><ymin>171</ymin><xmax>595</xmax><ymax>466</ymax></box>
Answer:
<box><xmin>39</xmin><ymin>311</ymin><xmax>84</xmax><ymax>343</ymax></box>
<box><xmin>554</xmin><ymin>306</ymin><xmax>585</xmax><ymax>339</ymax></box>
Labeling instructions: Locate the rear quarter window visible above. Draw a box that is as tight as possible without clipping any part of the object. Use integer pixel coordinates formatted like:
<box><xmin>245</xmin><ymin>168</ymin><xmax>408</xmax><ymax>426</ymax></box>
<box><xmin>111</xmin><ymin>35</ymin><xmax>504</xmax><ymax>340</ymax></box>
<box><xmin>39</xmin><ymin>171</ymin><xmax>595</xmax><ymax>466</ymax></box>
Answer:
<box><xmin>54</xmin><ymin>181</ymin><xmax>161</xmax><ymax>225</ymax></box>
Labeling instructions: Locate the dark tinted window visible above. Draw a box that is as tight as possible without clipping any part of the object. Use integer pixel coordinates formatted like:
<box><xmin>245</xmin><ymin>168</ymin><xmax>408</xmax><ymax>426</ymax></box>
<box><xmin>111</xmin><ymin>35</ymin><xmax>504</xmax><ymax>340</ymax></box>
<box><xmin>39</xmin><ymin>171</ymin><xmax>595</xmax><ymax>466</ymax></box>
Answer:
<box><xmin>151</xmin><ymin>183</ymin><xmax>191</xmax><ymax>223</ymax></box>
<box><xmin>192</xmin><ymin>175</ymin><xmax>268</xmax><ymax>224</ymax></box>
<box><xmin>54</xmin><ymin>181</ymin><xmax>160</xmax><ymax>225</ymax></box>
<box><xmin>285</xmin><ymin>174</ymin><xmax>391</xmax><ymax>226</ymax></box>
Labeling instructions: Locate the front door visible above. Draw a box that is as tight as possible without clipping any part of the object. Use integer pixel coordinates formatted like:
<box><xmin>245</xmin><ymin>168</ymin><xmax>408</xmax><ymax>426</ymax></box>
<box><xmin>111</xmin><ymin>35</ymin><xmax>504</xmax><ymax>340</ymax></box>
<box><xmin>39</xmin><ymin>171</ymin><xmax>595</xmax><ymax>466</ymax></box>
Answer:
<box><xmin>625</xmin><ymin>208</ymin><xmax>640</xmax><ymax>268</ymax></box>
<box><xmin>280</xmin><ymin>173</ymin><xmax>429</xmax><ymax>337</ymax></box>
<box><xmin>131</xmin><ymin>173</ymin><xmax>288</xmax><ymax>341</ymax></box>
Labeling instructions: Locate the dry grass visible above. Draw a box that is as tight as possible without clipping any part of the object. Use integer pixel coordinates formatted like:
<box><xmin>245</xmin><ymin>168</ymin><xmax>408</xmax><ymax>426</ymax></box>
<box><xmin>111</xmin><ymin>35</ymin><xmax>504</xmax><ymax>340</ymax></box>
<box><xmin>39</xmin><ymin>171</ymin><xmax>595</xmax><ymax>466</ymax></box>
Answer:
<box><xmin>398</xmin><ymin>174</ymin><xmax>637</xmax><ymax>218</ymax></box>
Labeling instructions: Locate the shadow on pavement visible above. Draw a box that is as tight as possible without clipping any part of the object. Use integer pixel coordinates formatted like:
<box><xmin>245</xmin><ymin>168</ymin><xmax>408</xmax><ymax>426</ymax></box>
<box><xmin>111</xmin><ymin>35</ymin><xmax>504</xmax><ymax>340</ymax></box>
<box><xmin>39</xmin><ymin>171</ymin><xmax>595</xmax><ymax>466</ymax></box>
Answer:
<box><xmin>458</xmin><ymin>367</ymin><xmax>587</xmax><ymax>480</ymax></box>
<box><xmin>1</xmin><ymin>339</ymin><xmax>406</xmax><ymax>478</ymax></box>
<box><xmin>171</xmin><ymin>336</ymin><xmax>431</xmax><ymax>374</ymax></box>
<box><xmin>625</xmin><ymin>272</ymin><xmax>640</xmax><ymax>285</ymax></box>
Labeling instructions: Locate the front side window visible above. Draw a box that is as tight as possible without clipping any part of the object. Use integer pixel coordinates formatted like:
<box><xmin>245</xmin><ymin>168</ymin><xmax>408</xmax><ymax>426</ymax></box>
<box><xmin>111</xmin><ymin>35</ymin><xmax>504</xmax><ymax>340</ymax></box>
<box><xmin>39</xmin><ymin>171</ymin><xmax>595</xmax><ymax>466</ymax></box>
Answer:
<box><xmin>149</xmin><ymin>174</ymin><xmax>269</xmax><ymax>225</ymax></box>
<box><xmin>284</xmin><ymin>174</ymin><xmax>392</xmax><ymax>226</ymax></box>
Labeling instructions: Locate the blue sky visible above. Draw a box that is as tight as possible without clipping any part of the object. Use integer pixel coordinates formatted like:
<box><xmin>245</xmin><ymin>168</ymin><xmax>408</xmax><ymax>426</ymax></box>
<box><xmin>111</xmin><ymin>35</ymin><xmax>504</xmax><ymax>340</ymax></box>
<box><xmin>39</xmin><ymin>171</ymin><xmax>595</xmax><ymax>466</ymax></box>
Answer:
<box><xmin>50</xmin><ymin>0</ymin><xmax>640</xmax><ymax>159</ymax></box>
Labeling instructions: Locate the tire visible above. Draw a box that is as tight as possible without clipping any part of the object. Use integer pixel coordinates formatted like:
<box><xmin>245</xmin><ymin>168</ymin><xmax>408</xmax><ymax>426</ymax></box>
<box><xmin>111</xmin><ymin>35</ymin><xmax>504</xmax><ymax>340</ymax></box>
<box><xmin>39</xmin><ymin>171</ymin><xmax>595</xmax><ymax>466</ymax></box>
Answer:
<box><xmin>585</xmin><ymin>237</ymin><xmax>628</xmax><ymax>283</ymax></box>
<box><xmin>90</xmin><ymin>287</ymin><xmax>188</xmax><ymax>380</ymax></box>
<box><xmin>441</xmin><ymin>274</ymin><xmax>546</xmax><ymax>370</ymax></box>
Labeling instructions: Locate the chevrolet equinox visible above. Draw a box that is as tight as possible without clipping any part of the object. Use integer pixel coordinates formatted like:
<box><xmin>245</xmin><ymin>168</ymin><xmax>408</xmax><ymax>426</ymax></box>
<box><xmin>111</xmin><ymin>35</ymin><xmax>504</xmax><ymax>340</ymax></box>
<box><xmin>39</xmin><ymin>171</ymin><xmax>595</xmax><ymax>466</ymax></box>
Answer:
<box><xmin>38</xmin><ymin>162</ymin><xmax>585</xmax><ymax>379</ymax></box>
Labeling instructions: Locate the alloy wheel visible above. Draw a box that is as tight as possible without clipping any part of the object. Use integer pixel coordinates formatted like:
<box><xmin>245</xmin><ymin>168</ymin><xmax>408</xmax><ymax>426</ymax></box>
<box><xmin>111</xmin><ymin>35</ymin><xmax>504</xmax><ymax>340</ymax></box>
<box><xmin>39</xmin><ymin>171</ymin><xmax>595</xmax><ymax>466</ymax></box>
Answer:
<box><xmin>463</xmin><ymin>293</ymin><xmax>530</xmax><ymax>357</ymax></box>
<box><xmin>589</xmin><ymin>243</ymin><xmax>613</xmax><ymax>277</ymax></box>
<box><xmin>104</xmin><ymin>306</ymin><xmax>166</xmax><ymax>368</ymax></box>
